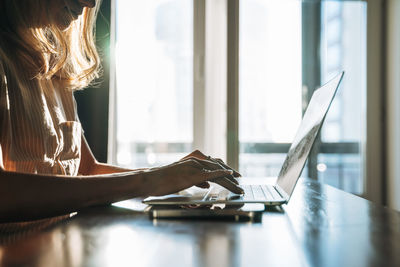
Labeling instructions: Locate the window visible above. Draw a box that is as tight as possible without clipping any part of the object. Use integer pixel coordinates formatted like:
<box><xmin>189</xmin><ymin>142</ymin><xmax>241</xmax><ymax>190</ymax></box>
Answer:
<box><xmin>238</xmin><ymin>0</ymin><xmax>366</xmax><ymax>194</ymax></box>
<box><xmin>114</xmin><ymin>0</ymin><xmax>193</xmax><ymax>168</ymax></box>
<box><xmin>112</xmin><ymin>0</ymin><xmax>368</xmax><ymax>195</ymax></box>
<box><xmin>318</xmin><ymin>2</ymin><xmax>366</xmax><ymax>194</ymax></box>
<box><xmin>239</xmin><ymin>0</ymin><xmax>302</xmax><ymax>178</ymax></box>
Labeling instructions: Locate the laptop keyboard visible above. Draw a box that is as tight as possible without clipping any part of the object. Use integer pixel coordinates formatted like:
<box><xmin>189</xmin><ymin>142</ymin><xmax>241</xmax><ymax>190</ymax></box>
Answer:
<box><xmin>204</xmin><ymin>184</ymin><xmax>283</xmax><ymax>202</ymax></box>
<box><xmin>241</xmin><ymin>184</ymin><xmax>282</xmax><ymax>201</ymax></box>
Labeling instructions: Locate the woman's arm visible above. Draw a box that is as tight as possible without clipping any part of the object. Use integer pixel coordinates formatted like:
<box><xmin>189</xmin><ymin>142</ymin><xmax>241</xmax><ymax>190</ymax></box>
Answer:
<box><xmin>0</xmin><ymin>139</ymin><xmax>237</xmax><ymax>222</ymax></box>
<box><xmin>0</xmin><ymin>166</ymin><xmax>146</xmax><ymax>222</ymax></box>
<box><xmin>0</xmin><ymin>135</ymin><xmax>241</xmax><ymax>222</ymax></box>
<box><xmin>0</xmin><ymin>158</ymin><xmax>234</xmax><ymax>222</ymax></box>
<box><xmin>0</xmin><ymin>140</ymin><xmax>148</xmax><ymax>222</ymax></box>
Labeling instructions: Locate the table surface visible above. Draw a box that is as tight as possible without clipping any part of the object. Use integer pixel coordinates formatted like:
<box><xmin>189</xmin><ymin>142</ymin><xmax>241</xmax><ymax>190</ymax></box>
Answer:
<box><xmin>0</xmin><ymin>178</ymin><xmax>399</xmax><ymax>267</ymax></box>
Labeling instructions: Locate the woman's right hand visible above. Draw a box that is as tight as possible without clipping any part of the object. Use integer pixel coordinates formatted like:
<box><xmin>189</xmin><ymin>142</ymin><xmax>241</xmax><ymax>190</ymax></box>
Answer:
<box><xmin>142</xmin><ymin>157</ymin><xmax>244</xmax><ymax>197</ymax></box>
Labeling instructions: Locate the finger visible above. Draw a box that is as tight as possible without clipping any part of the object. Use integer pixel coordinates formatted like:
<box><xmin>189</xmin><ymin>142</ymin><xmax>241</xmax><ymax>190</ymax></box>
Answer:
<box><xmin>196</xmin><ymin>182</ymin><xmax>210</xmax><ymax>189</ymax></box>
<box><xmin>187</xmin><ymin>157</ymin><xmax>223</xmax><ymax>172</ymax></box>
<box><xmin>180</xmin><ymin>158</ymin><xmax>205</xmax><ymax>170</ymax></box>
<box><xmin>204</xmin><ymin>158</ymin><xmax>239</xmax><ymax>183</ymax></box>
<box><xmin>182</xmin><ymin>158</ymin><xmax>237</xmax><ymax>185</ymax></box>
<box><xmin>211</xmin><ymin>177</ymin><xmax>244</xmax><ymax>195</ymax></box>
<box><xmin>205</xmin><ymin>156</ymin><xmax>241</xmax><ymax>178</ymax></box>
<box><xmin>223</xmin><ymin>174</ymin><xmax>239</xmax><ymax>185</ymax></box>
<box><xmin>185</xmin><ymin>156</ymin><xmax>229</xmax><ymax>176</ymax></box>
<box><xmin>200</xmin><ymin>160</ymin><xmax>239</xmax><ymax>185</ymax></box>
<box><xmin>215</xmin><ymin>158</ymin><xmax>241</xmax><ymax>177</ymax></box>
<box><xmin>203</xmin><ymin>169</ymin><xmax>234</xmax><ymax>181</ymax></box>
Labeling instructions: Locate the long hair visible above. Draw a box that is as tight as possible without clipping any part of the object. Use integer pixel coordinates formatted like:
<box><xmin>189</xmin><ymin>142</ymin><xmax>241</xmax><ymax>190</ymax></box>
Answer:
<box><xmin>0</xmin><ymin>0</ymin><xmax>102</xmax><ymax>90</ymax></box>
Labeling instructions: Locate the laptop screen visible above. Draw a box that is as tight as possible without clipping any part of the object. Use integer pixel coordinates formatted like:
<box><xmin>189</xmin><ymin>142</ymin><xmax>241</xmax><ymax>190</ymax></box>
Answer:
<box><xmin>276</xmin><ymin>72</ymin><xmax>344</xmax><ymax>197</ymax></box>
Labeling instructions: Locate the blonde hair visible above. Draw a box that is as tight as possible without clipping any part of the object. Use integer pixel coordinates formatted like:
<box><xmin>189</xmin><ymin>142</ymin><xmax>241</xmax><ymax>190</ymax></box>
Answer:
<box><xmin>0</xmin><ymin>0</ymin><xmax>101</xmax><ymax>90</ymax></box>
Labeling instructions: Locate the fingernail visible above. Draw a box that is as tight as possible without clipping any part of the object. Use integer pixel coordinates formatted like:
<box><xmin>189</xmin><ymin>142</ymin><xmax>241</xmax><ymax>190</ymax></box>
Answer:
<box><xmin>238</xmin><ymin>187</ymin><xmax>244</xmax><ymax>194</ymax></box>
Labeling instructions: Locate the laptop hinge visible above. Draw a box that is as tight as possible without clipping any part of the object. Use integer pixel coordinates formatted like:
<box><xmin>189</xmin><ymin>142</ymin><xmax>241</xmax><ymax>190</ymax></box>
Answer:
<box><xmin>274</xmin><ymin>184</ymin><xmax>290</xmax><ymax>202</ymax></box>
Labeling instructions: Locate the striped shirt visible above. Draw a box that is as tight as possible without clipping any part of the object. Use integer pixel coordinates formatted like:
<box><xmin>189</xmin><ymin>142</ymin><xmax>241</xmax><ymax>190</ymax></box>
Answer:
<box><xmin>0</xmin><ymin>61</ymin><xmax>82</xmax><ymax>176</ymax></box>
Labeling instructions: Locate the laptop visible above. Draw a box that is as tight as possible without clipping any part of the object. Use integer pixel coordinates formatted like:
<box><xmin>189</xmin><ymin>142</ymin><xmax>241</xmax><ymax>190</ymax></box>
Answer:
<box><xmin>143</xmin><ymin>72</ymin><xmax>344</xmax><ymax>206</ymax></box>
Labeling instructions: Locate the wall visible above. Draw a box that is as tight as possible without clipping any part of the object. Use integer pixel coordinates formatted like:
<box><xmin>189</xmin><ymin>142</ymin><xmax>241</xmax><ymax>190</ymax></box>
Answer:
<box><xmin>75</xmin><ymin>1</ymin><xmax>111</xmax><ymax>163</ymax></box>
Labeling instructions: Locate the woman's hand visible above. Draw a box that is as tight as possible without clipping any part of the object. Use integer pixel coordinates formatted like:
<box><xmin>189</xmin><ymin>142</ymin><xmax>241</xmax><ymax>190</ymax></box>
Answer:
<box><xmin>180</xmin><ymin>150</ymin><xmax>241</xmax><ymax>177</ymax></box>
<box><xmin>142</xmin><ymin>155</ymin><xmax>243</xmax><ymax>196</ymax></box>
<box><xmin>179</xmin><ymin>150</ymin><xmax>243</xmax><ymax>194</ymax></box>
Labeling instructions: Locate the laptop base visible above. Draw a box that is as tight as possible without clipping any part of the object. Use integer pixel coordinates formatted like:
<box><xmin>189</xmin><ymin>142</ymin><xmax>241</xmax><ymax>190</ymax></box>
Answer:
<box><xmin>143</xmin><ymin>183</ymin><xmax>287</xmax><ymax>206</ymax></box>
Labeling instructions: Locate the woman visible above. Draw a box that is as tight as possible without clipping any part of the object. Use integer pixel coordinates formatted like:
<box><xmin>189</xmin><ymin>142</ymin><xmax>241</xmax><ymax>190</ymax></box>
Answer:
<box><xmin>0</xmin><ymin>0</ymin><xmax>242</xmax><ymax>222</ymax></box>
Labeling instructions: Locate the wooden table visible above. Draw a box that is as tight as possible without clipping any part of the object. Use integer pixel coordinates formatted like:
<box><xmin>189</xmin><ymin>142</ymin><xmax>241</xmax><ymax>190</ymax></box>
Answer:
<box><xmin>0</xmin><ymin>178</ymin><xmax>399</xmax><ymax>267</ymax></box>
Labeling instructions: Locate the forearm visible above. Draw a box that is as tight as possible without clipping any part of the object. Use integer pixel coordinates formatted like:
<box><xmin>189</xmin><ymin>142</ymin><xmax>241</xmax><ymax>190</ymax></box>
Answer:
<box><xmin>83</xmin><ymin>162</ymin><xmax>148</xmax><ymax>175</ymax></box>
<box><xmin>0</xmin><ymin>169</ymin><xmax>151</xmax><ymax>222</ymax></box>
<box><xmin>0</xmin><ymin>151</ymin><xmax>241</xmax><ymax>222</ymax></box>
